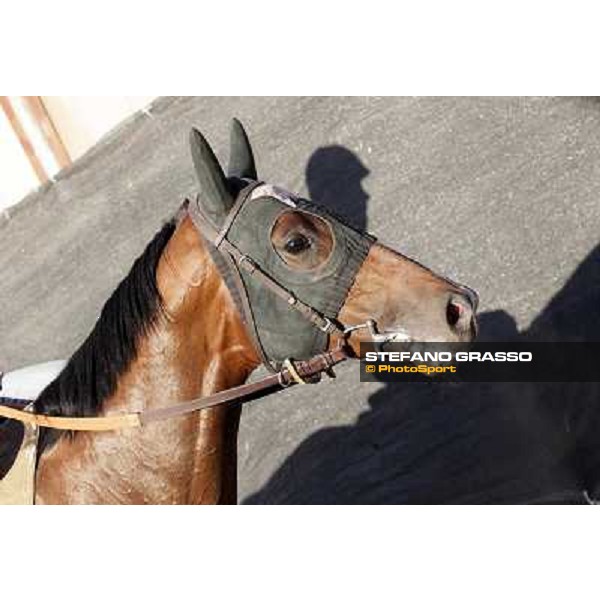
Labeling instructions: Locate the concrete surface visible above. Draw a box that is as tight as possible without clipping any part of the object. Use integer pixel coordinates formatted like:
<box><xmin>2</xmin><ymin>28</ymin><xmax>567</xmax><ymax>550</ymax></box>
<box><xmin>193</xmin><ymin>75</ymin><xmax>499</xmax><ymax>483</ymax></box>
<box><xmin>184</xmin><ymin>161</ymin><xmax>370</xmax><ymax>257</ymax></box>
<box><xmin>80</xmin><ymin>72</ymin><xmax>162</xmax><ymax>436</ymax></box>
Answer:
<box><xmin>1</xmin><ymin>97</ymin><xmax>600</xmax><ymax>503</ymax></box>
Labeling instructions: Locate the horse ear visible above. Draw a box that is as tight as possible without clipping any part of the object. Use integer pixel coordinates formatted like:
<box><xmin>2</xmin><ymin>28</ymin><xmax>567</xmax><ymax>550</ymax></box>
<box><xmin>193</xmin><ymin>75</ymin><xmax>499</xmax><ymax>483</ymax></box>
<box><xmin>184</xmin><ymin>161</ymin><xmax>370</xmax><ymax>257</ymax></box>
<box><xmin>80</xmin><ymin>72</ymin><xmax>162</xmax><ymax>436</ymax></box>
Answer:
<box><xmin>229</xmin><ymin>118</ymin><xmax>257</xmax><ymax>180</ymax></box>
<box><xmin>190</xmin><ymin>128</ymin><xmax>234</xmax><ymax>226</ymax></box>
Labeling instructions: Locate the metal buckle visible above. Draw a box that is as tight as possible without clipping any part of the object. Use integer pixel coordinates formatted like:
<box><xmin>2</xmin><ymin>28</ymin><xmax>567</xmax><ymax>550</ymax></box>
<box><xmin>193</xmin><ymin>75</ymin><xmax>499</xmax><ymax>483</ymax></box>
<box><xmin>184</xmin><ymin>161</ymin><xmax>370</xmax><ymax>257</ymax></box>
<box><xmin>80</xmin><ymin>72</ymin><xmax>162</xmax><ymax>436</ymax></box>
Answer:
<box><xmin>343</xmin><ymin>320</ymin><xmax>373</xmax><ymax>336</ymax></box>
<box><xmin>343</xmin><ymin>319</ymin><xmax>411</xmax><ymax>351</ymax></box>
<box><xmin>282</xmin><ymin>358</ymin><xmax>308</xmax><ymax>385</ymax></box>
<box><xmin>318</xmin><ymin>317</ymin><xmax>334</xmax><ymax>333</ymax></box>
<box><xmin>238</xmin><ymin>255</ymin><xmax>256</xmax><ymax>273</ymax></box>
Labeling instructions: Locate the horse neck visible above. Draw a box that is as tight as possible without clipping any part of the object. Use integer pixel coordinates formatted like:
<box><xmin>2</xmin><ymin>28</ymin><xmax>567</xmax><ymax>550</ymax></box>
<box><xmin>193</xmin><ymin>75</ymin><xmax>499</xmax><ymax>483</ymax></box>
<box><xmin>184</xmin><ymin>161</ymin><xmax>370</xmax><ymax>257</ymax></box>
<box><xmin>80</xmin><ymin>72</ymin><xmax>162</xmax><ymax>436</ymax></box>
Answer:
<box><xmin>37</xmin><ymin>216</ymin><xmax>260</xmax><ymax>504</ymax></box>
<box><xmin>155</xmin><ymin>214</ymin><xmax>260</xmax><ymax>395</ymax></box>
<box><xmin>147</xmin><ymin>214</ymin><xmax>261</xmax><ymax>502</ymax></box>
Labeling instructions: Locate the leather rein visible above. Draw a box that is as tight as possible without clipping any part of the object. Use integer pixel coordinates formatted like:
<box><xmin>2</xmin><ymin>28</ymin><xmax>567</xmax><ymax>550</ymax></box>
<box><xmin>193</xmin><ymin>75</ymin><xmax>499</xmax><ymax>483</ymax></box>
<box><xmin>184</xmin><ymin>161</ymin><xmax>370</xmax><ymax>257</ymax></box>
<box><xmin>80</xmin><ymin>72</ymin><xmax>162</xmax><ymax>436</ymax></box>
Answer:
<box><xmin>0</xmin><ymin>184</ymin><xmax>376</xmax><ymax>432</ymax></box>
<box><xmin>0</xmin><ymin>344</ymin><xmax>349</xmax><ymax>431</ymax></box>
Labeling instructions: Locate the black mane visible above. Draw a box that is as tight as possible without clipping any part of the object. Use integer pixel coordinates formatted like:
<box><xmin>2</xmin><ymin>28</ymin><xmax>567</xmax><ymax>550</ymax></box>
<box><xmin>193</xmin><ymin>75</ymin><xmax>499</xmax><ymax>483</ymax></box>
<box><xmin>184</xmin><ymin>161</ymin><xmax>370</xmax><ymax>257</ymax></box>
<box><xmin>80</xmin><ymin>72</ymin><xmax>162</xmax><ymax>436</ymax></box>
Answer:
<box><xmin>36</xmin><ymin>219</ymin><xmax>176</xmax><ymax>449</ymax></box>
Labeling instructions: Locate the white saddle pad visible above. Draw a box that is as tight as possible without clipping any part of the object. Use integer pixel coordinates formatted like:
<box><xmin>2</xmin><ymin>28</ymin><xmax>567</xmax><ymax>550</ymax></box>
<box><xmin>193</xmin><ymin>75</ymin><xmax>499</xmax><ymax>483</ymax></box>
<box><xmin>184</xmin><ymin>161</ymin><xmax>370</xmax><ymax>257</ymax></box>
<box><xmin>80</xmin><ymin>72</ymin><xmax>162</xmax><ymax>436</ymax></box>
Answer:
<box><xmin>1</xmin><ymin>360</ymin><xmax>67</xmax><ymax>401</ymax></box>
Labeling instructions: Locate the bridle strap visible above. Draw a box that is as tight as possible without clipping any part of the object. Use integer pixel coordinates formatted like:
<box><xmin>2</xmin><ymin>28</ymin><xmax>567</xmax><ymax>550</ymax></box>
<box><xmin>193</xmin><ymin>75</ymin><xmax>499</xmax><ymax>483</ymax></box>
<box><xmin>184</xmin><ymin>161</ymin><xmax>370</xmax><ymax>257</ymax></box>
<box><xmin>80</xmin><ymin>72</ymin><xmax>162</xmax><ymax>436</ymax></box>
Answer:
<box><xmin>140</xmin><ymin>344</ymin><xmax>347</xmax><ymax>425</ymax></box>
<box><xmin>0</xmin><ymin>345</ymin><xmax>349</xmax><ymax>431</ymax></box>
<box><xmin>219</xmin><ymin>239</ymin><xmax>342</xmax><ymax>335</ymax></box>
<box><xmin>188</xmin><ymin>182</ymin><xmax>277</xmax><ymax>369</ymax></box>
<box><xmin>213</xmin><ymin>181</ymin><xmax>259</xmax><ymax>248</ymax></box>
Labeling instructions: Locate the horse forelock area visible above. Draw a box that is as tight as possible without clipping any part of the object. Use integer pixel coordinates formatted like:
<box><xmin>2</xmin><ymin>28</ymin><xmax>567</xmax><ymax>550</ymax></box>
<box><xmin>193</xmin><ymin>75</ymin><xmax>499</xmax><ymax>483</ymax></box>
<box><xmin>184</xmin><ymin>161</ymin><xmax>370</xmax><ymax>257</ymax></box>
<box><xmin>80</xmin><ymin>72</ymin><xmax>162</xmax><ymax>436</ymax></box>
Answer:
<box><xmin>35</xmin><ymin>219</ymin><xmax>177</xmax><ymax>450</ymax></box>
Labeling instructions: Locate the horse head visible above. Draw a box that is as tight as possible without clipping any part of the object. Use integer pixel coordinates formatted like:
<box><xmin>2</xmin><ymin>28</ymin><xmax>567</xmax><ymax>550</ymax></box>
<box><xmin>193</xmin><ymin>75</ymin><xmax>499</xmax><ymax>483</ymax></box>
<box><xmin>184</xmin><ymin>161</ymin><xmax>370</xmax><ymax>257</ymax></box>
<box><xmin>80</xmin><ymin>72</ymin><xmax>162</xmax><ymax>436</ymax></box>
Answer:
<box><xmin>189</xmin><ymin>119</ymin><xmax>478</xmax><ymax>368</ymax></box>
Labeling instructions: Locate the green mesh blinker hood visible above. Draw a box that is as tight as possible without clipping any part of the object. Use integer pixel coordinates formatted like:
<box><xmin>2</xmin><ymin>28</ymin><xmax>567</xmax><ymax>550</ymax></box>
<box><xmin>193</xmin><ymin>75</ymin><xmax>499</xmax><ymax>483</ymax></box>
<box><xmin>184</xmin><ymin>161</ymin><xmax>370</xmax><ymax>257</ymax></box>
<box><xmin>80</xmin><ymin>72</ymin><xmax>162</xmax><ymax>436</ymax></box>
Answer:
<box><xmin>223</xmin><ymin>183</ymin><xmax>374</xmax><ymax>367</ymax></box>
<box><xmin>188</xmin><ymin>123</ymin><xmax>375</xmax><ymax>371</ymax></box>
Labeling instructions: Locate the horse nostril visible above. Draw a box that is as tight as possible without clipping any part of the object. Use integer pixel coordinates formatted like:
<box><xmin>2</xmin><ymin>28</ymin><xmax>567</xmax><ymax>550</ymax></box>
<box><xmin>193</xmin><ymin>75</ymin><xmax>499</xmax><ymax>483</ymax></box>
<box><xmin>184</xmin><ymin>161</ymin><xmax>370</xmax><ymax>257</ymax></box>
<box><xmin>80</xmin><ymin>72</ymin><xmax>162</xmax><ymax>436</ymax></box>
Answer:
<box><xmin>446</xmin><ymin>293</ymin><xmax>474</xmax><ymax>330</ymax></box>
<box><xmin>446</xmin><ymin>299</ymin><xmax>462</xmax><ymax>327</ymax></box>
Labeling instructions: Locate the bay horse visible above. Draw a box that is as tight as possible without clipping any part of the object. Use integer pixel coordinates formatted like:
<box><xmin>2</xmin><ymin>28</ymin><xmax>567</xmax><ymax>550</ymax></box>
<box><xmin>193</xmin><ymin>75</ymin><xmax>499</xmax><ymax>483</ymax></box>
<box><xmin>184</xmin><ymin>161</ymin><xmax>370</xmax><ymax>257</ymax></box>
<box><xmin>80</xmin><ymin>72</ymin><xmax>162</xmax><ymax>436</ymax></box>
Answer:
<box><xmin>15</xmin><ymin>120</ymin><xmax>477</xmax><ymax>504</ymax></box>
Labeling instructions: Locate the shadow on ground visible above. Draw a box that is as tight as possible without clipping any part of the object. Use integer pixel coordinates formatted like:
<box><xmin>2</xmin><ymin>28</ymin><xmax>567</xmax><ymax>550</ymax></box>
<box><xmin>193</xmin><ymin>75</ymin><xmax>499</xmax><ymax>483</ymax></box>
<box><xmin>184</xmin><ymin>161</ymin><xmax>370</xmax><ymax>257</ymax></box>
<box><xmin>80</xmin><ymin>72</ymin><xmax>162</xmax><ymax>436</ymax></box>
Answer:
<box><xmin>245</xmin><ymin>145</ymin><xmax>600</xmax><ymax>504</ymax></box>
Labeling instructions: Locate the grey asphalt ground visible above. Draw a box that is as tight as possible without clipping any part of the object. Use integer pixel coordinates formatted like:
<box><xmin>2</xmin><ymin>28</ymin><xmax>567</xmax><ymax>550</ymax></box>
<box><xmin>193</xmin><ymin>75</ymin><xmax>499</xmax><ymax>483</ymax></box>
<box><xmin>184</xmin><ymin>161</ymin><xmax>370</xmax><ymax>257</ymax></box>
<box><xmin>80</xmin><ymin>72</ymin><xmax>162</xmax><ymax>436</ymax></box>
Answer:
<box><xmin>2</xmin><ymin>97</ymin><xmax>600</xmax><ymax>503</ymax></box>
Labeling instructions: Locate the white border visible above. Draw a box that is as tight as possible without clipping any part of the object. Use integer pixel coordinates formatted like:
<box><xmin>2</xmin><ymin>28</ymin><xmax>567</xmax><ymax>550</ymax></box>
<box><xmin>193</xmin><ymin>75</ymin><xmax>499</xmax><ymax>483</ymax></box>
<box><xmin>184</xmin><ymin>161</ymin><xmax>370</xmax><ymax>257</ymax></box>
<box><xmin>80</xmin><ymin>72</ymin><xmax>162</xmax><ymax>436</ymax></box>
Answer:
<box><xmin>2</xmin><ymin>1</ymin><xmax>599</xmax><ymax>93</ymax></box>
<box><xmin>2</xmin><ymin>508</ymin><xmax>598</xmax><ymax>600</ymax></box>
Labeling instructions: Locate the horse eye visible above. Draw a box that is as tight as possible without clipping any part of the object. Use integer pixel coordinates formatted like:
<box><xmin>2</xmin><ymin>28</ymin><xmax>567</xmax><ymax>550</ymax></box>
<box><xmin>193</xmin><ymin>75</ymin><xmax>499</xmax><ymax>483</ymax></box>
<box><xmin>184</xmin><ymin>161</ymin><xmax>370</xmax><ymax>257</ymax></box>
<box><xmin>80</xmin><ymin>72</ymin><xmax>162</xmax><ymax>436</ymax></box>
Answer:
<box><xmin>284</xmin><ymin>234</ymin><xmax>311</xmax><ymax>254</ymax></box>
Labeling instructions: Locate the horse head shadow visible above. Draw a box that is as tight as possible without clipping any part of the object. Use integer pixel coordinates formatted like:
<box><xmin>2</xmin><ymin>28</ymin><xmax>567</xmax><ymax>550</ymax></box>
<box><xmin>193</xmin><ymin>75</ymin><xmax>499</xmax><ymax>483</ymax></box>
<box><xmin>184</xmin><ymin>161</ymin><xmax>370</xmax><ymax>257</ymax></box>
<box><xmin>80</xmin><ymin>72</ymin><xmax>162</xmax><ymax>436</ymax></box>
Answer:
<box><xmin>306</xmin><ymin>145</ymin><xmax>370</xmax><ymax>232</ymax></box>
<box><xmin>244</xmin><ymin>145</ymin><xmax>600</xmax><ymax>504</ymax></box>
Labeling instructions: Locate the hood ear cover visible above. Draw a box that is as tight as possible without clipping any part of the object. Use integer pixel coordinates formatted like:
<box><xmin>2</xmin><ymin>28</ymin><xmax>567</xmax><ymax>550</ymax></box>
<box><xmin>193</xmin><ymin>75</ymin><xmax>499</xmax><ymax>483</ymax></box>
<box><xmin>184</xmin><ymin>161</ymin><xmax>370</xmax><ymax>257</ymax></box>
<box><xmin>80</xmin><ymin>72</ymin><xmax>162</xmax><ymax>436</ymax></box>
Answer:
<box><xmin>229</xmin><ymin>118</ymin><xmax>257</xmax><ymax>180</ymax></box>
<box><xmin>190</xmin><ymin>119</ymin><xmax>257</xmax><ymax>229</ymax></box>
